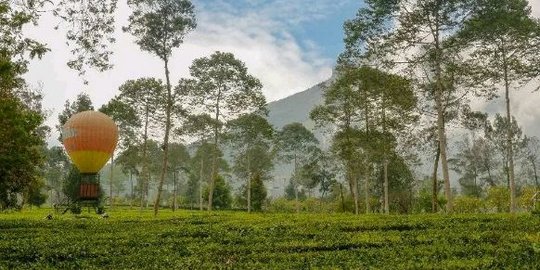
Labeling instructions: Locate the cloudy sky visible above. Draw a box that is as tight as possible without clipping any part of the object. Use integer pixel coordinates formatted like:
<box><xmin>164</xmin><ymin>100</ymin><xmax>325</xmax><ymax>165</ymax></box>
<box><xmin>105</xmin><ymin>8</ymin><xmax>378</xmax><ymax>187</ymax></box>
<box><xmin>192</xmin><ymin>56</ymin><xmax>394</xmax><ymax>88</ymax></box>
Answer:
<box><xmin>23</xmin><ymin>0</ymin><xmax>540</xmax><ymax>146</ymax></box>
<box><xmin>24</xmin><ymin>0</ymin><xmax>361</xmax><ymax>144</ymax></box>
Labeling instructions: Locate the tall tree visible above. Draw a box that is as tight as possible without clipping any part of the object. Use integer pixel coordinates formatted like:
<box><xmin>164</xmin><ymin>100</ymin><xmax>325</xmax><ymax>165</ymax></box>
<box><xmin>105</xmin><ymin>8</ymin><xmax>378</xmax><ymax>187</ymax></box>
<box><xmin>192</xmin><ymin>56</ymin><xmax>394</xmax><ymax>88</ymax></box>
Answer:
<box><xmin>343</xmin><ymin>0</ymin><xmax>487</xmax><ymax>212</ymax></box>
<box><xmin>117</xmin><ymin>78</ymin><xmax>163</xmax><ymax>210</ymax></box>
<box><xmin>124</xmin><ymin>0</ymin><xmax>196</xmax><ymax>216</ymax></box>
<box><xmin>189</xmin><ymin>51</ymin><xmax>266</xmax><ymax>211</ymax></box>
<box><xmin>275</xmin><ymin>123</ymin><xmax>319</xmax><ymax>213</ymax></box>
<box><xmin>166</xmin><ymin>142</ymin><xmax>190</xmax><ymax>211</ymax></box>
<box><xmin>450</xmin><ymin>137</ymin><xmax>487</xmax><ymax>197</ymax></box>
<box><xmin>486</xmin><ymin>114</ymin><xmax>526</xmax><ymax>190</ymax></box>
<box><xmin>298</xmin><ymin>151</ymin><xmax>337</xmax><ymax>200</ymax></box>
<box><xmin>0</xmin><ymin>91</ymin><xmax>46</xmax><ymax>209</ymax></box>
<box><xmin>225</xmin><ymin>113</ymin><xmax>274</xmax><ymax>212</ymax></box>
<box><xmin>457</xmin><ymin>0</ymin><xmax>540</xmax><ymax>212</ymax></box>
<box><xmin>311</xmin><ymin>68</ymin><xmax>365</xmax><ymax>214</ymax></box>
<box><xmin>43</xmin><ymin>146</ymin><xmax>70</xmax><ymax>205</ymax></box>
<box><xmin>0</xmin><ymin>1</ymin><xmax>115</xmax><ymax>209</ymax></box>
<box><xmin>99</xmin><ymin>97</ymin><xmax>140</xmax><ymax>208</ymax></box>
<box><xmin>358</xmin><ymin>67</ymin><xmax>417</xmax><ymax>214</ymax></box>
<box><xmin>115</xmin><ymin>144</ymin><xmax>140</xmax><ymax>208</ymax></box>
<box><xmin>187</xmin><ymin>141</ymin><xmax>228</xmax><ymax>210</ymax></box>
<box><xmin>181</xmin><ymin>114</ymin><xmax>220</xmax><ymax>210</ymax></box>
<box><xmin>57</xmin><ymin>92</ymin><xmax>94</xmax><ymax>141</ymax></box>
<box><xmin>523</xmin><ymin>136</ymin><xmax>540</xmax><ymax>190</ymax></box>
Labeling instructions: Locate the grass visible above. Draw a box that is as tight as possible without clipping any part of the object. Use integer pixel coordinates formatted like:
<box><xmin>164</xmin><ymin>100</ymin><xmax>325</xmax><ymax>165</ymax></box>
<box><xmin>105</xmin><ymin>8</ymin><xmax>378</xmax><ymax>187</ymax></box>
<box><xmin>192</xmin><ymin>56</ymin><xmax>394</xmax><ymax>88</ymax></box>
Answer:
<box><xmin>1</xmin><ymin>208</ymin><xmax>540</xmax><ymax>269</ymax></box>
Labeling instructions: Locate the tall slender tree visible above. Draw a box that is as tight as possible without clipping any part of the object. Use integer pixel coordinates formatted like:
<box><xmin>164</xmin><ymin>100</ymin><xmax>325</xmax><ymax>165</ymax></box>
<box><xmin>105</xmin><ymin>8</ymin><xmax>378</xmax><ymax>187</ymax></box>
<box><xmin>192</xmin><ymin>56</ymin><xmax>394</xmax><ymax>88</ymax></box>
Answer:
<box><xmin>166</xmin><ymin>143</ymin><xmax>190</xmax><ymax>211</ymax></box>
<box><xmin>189</xmin><ymin>51</ymin><xmax>266</xmax><ymax>211</ymax></box>
<box><xmin>344</xmin><ymin>0</ymin><xmax>486</xmax><ymax>212</ymax></box>
<box><xmin>124</xmin><ymin>0</ymin><xmax>196</xmax><ymax>216</ymax></box>
<box><xmin>311</xmin><ymin>68</ymin><xmax>365</xmax><ymax>214</ymax></box>
<box><xmin>117</xmin><ymin>78</ymin><xmax>163</xmax><ymax>210</ymax></box>
<box><xmin>225</xmin><ymin>113</ymin><xmax>274</xmax><ymax>212</ymax></box>
<box><xmin>275</xmin><ymin>123</ymin><xmax>319</xmax><ymax>213</ymax></box>
<box><xmin>523</xmin><ymin>136</ymin><xmax>540</xmax><ymax>191</ymax></box>
<box><xmin>356</xmin><ymin>67</ymin><xmax>417</xmax><ymax>214</ymax></box>
<box><xmin>57</xmin><ymin>92</ymin><xmax>94</xmax><ymax>142</ymax></box>
<box><xmin>486</xmin><ymin>114</ymin><xmax>526</xmax><ymax>190</ymax></box>
<box><xmin>99</xmin><ymin>97</ymin><xmax>140</xmax><ymax>208</ymax></box>
<box><xmin>181</xmin><ymin>114</ymin><xmax>219</xmax><ymax>210</ymax></box>
<box><xmin>456</xmin><ymin>0</ymin><xmax>540</xmax><ymax>212</ymax></box>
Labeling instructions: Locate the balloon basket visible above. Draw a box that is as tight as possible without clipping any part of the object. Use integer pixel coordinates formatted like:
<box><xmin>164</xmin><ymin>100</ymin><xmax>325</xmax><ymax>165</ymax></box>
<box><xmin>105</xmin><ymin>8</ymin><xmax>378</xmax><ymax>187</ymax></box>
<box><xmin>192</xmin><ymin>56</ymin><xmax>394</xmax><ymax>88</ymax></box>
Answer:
<box><xmin>78</xmin><ymin>173</ymin><xmax>101</xmax><ymax>210</ymax></box>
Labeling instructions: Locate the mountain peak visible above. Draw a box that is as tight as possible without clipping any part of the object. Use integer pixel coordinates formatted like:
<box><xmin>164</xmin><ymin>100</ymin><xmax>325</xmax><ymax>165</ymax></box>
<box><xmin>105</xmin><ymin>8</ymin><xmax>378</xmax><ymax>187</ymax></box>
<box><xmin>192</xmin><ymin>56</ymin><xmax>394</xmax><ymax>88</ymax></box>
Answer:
<box><xmin>266</xmin><ymin>79</ymin><xmax>328</xmax><ymax>129</ymax></box>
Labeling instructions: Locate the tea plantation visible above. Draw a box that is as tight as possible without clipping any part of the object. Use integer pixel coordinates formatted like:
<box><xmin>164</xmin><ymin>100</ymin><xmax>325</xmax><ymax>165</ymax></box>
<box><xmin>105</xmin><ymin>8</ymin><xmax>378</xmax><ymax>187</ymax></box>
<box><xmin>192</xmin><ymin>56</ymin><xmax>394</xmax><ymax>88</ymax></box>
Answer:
<box><xmin>1</xmin><ymin>209</ymin><xmax>540</xmax><ymax>269</ymax></box>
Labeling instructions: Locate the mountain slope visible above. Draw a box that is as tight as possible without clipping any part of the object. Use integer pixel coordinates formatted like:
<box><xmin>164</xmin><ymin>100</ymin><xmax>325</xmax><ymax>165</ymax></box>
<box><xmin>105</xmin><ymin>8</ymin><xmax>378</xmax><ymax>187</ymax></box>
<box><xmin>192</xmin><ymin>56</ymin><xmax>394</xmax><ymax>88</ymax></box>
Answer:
<box><xmin>266</xmin><ymin>81</ymin><xmax>326</xmax><ymax>130</ymax></box>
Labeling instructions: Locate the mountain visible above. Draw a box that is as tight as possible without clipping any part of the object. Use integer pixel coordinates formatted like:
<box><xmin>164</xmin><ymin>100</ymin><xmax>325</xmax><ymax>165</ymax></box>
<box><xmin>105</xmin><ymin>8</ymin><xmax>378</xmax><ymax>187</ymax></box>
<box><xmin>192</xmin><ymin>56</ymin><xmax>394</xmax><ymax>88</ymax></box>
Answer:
<box><xmin>266</xmin><ymin>81</ymin><xmax>326</xmax><ymax>130</ymax></box>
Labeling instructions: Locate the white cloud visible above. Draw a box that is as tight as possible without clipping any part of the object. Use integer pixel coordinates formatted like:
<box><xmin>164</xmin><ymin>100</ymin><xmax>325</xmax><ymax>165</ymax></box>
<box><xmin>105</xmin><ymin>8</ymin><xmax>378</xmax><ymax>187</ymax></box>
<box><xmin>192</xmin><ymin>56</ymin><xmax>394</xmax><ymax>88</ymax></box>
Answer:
<box><xmin>468</xmin><ymin>1</ymin><xmax>540</xmax><ymax>140</ymax></box>
<box><xmin>23</xmin><ymin>0</ymin><xmax>339</xmax><ymax>145</ymax></box>
<box><xmin>531</xmin><ymin>0</ymin><xmax>540</xmax><ymax>17</ymax></box>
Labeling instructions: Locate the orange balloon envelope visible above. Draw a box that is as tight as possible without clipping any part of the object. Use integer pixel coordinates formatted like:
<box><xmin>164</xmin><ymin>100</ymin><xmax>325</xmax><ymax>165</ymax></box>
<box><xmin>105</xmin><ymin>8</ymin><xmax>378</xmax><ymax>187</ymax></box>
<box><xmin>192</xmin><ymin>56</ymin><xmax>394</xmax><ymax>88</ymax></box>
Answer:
<box><xmin>62</xmin><ymin>111</ymin><xmax>118</xmax><ymax>174</ymax></box>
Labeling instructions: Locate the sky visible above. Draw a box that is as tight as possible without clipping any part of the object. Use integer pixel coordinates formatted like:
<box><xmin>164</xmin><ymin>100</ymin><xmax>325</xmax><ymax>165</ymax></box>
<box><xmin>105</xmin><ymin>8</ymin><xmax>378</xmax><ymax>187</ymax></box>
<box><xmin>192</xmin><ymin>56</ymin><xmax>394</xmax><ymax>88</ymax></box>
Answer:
<box><xmin>22</xmin><ymin>0</ymin><xmax>540</xmax><ymax>147</ymax></box>
<box><xmin>23</xmin><ymin>0</ymin><xmax>361</xmax><ymax>145</ymax></box>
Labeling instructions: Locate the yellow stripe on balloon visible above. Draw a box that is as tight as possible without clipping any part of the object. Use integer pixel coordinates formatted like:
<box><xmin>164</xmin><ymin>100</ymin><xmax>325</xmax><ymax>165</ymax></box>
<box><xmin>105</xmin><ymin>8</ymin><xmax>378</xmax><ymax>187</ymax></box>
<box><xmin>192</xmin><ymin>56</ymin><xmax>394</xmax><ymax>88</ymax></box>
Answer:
<box><xmin>69</xmin><ymin>151</ymin><xmax>112</xmax><ymax>173</ymax></box>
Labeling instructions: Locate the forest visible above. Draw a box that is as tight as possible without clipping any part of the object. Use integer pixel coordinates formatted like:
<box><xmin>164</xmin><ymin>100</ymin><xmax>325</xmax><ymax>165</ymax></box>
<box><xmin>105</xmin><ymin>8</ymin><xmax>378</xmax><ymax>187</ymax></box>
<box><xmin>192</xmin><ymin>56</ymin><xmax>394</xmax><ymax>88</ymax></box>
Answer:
<box><xmin>2</xmin><ymin>0</ymin><xmax>540</xmax><ymax>217</ymax></box>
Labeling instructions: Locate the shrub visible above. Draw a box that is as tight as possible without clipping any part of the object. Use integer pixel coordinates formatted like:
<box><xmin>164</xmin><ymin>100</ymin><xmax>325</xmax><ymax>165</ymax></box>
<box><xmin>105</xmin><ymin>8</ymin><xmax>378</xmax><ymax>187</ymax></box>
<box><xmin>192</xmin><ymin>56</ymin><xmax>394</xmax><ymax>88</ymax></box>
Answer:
<box><xmin>332</xmin><ymin>194</ymin><xmax>355</xmax><ymax>213</ymax></box>
<box><xmin>203</xmin><ymin>175</ymin><xmax>232</xmax><ymax>210</ymax></box>
<box><xmin>268</xmin><ymin>198</ymin><xmax>296</xmax><ymax>213</ymax></box>
<box><xmin>486</xmin><ymin>187</ymin><xmax>510</xmax><ymax>212</ymax></box>
<box><xmin>237</xmin><ymin>173</ymin><xmax>267</xmax><ymax>211</ymax></box>
<box><xmin>518</xmin><ymin>187</ymin><xmax>537</xmax><ymax>211</ymax></box>
<box><xmin>27</xmin><ymin>184</ymin><xmax>48</xmax><ymax>208</ymax></box>
<box><xmin>453</xmin><ymin>196</ymin><xmax>484</xmax><ymax>213</ymax></box>
<box><xmin>412</xmin><ymin>189</ymin><xmax>446</xmax><ymax>213</ymax></box>
<box><xmin>69</xmin><ymin>203</ymin><xmax>82</xmax><ymax>214</ymax></box>
<box><xmin>302</xmin><ymin>197</ymin><xmax>335</xmax><ymax>213</ymax></box>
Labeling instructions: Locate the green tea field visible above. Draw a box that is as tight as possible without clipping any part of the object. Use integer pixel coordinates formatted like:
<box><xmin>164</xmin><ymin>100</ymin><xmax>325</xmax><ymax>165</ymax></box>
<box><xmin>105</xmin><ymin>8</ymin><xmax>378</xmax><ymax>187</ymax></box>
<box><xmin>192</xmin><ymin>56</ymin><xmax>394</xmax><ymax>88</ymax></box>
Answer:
<box><xmin>1</xmin><ymin>209</ymin><xmax>540</xmax><ymax>269</ymax></box>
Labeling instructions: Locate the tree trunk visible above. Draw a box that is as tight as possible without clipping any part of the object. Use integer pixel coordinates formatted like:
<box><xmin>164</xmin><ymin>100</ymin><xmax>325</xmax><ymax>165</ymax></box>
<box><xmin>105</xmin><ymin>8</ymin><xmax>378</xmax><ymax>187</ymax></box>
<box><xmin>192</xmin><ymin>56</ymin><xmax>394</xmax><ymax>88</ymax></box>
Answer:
<box><xmin>339</xmin><ymin>183</ymin><xmax>345</xmax><ymax>212</ymax></box>
<box><xmin>364</xmin><ymin>91</ymin><xmax>370</xmax><ymax>215</ymax></box>
<box><xmin>154</xmin><ymin>58</ymin><xmax>173</xmax><ymax>216</ymax></box>
<box><xmin>109</xmin><ymin>152</ymin><xmax>114</xmax><ymax>208</ymax></box>
<box><xmin>140</xmin><ymin>108</ymin><xmax>150</xmax><ymax>212</ymax></box>
<box><xmin>208</xmin><ymin>97</ymin><xmax>221</xmax><ymax>211</ymax></box>
<box><xmin>172</xmin><ymin>171</ymin><xmax>177</xmax><ymax>211</ymax></box>
<box><xmin>432</xmin><ymin>143</ymin><xmax>440</xmax><ymax>213</ymax></box>
<box><xmin>347</xmin><ymin>164</ymin><xmax>358</xmax><ymax>214</ymax></box>
<box><xmin>199</xmin><ymin>157</ymin><xmax>204</xmax><ymax>211</ymax></box>
<box><xmin>294</xmin><ymin>153</ymin><xmax>300</xmax><ymax>214</ymax></box>
<box><xmin>382</xmin><ymin>99</ymin><xmax>389</xmax><ymax>214</ymax></box>
<box><xmin>247</xmin><ymin>154</ymin><xmax>251</xmax><ymax>213</ymax></box>
<box><xmin>129</xmin><ymin>172</ymin><xmax>133</xmax><ymax>210</ymax></box>
<box><xmin>364</xmin><ymin>166</ymin><xmax>369</xmax><ymax>214</ymax></box>
<box><xmin>502</xmin><ymin>46</ymin><xmax>516</xmax><ymax>213</ymax></box>
<box><xmin>432</xmin><ymin>3</ymin><xmax>452</xmax><ymax>213</ymax></box>
<box><xmin>532</xmin><ymin>160</ymin><xmax>539</xmax><ymax>191</ymax></box>
<box><xmin>435</xmin><ymin>93</ymin><xmax>452</xmax><ymax>212</ymax></box>
<box><xmin>383</xmin><ymin>158</ymin><xmax>389</xmax><ymax>214</ymax></box>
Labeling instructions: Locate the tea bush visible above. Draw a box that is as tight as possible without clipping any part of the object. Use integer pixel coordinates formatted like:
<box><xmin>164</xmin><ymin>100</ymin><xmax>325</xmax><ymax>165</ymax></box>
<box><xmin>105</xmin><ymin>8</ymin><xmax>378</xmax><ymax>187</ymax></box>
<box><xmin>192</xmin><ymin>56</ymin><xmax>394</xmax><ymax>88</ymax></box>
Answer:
<box><xmin>0</xmin><ymin>208</ymin><xmax>539</xmax><ymax>269</ymax></box>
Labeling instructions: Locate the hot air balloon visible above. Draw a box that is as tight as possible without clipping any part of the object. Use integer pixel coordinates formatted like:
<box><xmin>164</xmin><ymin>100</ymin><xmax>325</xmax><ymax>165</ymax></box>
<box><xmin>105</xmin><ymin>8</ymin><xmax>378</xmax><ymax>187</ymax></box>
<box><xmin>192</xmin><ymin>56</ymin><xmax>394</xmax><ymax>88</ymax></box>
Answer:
<box><xmin>62</xmin><ymin>111</ymin><xmax>118</xmax><ymax>202</ymax></box>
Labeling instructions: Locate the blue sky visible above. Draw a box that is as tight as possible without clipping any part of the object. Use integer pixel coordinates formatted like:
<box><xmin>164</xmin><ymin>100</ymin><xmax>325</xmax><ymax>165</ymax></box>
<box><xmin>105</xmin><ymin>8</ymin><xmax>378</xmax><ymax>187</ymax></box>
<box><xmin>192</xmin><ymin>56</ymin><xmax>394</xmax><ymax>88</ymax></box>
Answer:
<box><xmin>195</xmin><ymin>0</ymin><xmax>362</xmax><ymax>61</ymax></box>
<box><xmin>290</xmin><ymin>3</ymin><xmax>361</xmax><ymax>60</ymax></box>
